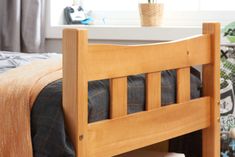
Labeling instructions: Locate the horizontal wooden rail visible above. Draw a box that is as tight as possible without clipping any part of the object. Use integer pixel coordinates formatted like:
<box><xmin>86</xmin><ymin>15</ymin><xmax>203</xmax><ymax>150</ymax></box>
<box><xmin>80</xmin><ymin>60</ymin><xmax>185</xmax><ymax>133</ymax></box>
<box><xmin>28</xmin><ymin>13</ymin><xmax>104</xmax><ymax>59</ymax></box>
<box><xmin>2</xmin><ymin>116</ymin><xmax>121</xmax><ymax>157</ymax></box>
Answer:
<box><xmin>87</xmin><ymin>97</ymin><xmax>210</xmax><ymax>157</ymax></box>
<box><xmin>86</xmin><ymin>34</ymin><xmax>211</xmax><ymax>81</ymax></box>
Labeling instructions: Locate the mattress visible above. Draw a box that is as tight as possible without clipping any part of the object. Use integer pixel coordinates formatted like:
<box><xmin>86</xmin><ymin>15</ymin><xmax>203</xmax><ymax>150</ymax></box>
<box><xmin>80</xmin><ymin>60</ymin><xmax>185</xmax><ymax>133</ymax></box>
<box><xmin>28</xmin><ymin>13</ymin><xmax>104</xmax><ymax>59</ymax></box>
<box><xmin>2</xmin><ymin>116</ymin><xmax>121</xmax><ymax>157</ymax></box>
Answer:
<box><xmin>0</xmin><ymin>52</ymin><xmax>202</xmax><ymax>157</ymax></box>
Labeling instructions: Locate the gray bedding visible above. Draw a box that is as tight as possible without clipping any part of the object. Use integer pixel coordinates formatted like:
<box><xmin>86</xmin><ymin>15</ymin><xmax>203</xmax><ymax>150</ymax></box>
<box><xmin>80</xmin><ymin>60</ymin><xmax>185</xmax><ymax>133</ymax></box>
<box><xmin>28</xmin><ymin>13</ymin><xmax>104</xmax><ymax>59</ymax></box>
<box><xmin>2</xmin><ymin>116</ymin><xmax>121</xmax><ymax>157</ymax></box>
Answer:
<box><xmin>0</xmin><ymin>51</ymin><xmax>60</xmax><ymax>73</ymax></box>
<box><xmin>0</xmin><ymin>52</ymin><xmax>202</xmax><ymax>157</ymax></box>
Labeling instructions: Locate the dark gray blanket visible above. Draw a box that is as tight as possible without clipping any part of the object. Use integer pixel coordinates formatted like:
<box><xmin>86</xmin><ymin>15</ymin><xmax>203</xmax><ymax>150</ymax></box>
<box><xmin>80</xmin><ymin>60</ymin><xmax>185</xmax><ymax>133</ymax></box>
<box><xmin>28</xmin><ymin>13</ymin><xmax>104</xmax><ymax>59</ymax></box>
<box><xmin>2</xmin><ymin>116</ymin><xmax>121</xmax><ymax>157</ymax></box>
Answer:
<box><xmin>31</xmin><ymin>69</ymin><xmax>202</xmax><ymax>157</ymax></box>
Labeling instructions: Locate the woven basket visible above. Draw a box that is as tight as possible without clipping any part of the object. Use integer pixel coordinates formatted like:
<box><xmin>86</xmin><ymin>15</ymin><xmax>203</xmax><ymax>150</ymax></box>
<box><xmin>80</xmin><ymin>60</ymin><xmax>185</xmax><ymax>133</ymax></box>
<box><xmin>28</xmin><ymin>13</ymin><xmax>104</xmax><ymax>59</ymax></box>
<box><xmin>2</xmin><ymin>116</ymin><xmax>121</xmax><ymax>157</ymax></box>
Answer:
<box><xmin>139</xmin><ymin>3</ymin><xmax>164</xmax><ymax>26</ymax></box>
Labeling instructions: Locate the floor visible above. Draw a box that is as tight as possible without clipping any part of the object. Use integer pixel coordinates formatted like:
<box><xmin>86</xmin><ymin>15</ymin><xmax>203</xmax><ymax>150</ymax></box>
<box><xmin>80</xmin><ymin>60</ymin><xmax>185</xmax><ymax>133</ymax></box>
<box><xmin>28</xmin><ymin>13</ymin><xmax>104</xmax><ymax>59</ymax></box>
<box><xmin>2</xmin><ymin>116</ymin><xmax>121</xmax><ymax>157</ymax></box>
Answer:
<box><xmin>117</xmin><ymin>149</ymin><xmax>185</xmax><ymax>157</ymax></box>
<box><xmin>115</xmin><ymin>141</ymin><xmax>185</xmax><ymax>157</ymax></box>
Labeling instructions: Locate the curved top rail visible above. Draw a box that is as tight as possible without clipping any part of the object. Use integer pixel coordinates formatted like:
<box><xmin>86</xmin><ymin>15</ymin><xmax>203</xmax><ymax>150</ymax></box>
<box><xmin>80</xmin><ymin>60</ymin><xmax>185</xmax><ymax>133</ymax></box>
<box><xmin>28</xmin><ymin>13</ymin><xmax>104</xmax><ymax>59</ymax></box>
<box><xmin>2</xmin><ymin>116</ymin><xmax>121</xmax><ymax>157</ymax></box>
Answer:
<box><xmin>85</xmin><ymin>34</ymin><xmax>211</xmax><ymax>81</ymax></box>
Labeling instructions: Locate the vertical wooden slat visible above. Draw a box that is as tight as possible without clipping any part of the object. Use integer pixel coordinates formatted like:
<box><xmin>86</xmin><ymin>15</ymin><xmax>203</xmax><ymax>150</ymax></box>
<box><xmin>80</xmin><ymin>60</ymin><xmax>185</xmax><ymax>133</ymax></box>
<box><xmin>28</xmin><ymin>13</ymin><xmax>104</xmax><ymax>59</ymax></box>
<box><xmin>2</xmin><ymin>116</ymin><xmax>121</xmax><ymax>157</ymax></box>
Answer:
<box><xmin>146</xmin><ymin>72</ymin><xmax>161</xmax><ymax>110</ymax></box>
<box><xmin>110</xmin><ymin>77</ymin><xmax>128</xmax><ymax>118</ymax></box>
<box><xmin>146</xmin><ymin>72</ymin><xmax>167</xmax><ymax>152</ymax></box>
<box><xmin>63</xmin><ymin>29</ymin><xmax>88</xmax><ymax>157</ymax></box>
<box><xmin>202</xmin><ymin>23</ymin><xmax>220</xmax><ymax>157</ymax></box>
<box><xmin>177</xmin><ymin>67</ymin><xmax>191</xmax><ymax>103</ymax></box>
<box><xmin>174</xmin><ymin>67</ymin><xmax>190</xmax><ymax>153</ymax></box>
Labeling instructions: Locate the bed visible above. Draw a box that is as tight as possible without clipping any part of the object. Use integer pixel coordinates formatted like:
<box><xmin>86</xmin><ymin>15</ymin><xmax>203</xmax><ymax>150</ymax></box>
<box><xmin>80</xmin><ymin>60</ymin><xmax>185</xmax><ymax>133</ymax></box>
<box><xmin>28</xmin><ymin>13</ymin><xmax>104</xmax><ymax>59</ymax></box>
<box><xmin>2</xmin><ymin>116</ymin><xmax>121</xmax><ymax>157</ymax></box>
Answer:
<box><xmin>62</xmin><ymin>22</ymin><xmax>220</xmax><ymax>157</ymax></box>
<box><xmin>0</xmin><ymin>22</ymin><xmax>220</xmax><ymax>157</ymax></box>
<box><xmin>0</xmin><ymin>51</ymin><xmax>201</xmax><ymax>157</ymax></box>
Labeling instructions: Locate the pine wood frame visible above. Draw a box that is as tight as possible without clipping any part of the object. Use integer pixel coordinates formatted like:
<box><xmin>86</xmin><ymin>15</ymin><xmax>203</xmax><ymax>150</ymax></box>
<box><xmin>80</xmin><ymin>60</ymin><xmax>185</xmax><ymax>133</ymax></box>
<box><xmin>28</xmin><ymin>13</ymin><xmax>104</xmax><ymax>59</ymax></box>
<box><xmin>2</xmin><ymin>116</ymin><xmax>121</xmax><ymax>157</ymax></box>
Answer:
<box><xmin>62</xmin><ymin>23</ymin><xmax>220</xmax><ymax>157</ymax></box>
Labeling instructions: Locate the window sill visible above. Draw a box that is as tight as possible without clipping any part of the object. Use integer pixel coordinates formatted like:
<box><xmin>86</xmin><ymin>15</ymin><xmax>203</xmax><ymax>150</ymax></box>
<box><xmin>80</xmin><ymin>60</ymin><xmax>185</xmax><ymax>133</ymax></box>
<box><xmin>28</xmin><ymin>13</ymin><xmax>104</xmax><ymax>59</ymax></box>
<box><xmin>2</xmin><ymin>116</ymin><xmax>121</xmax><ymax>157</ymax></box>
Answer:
<box><xmin>46</xmin><ymin>25</ymin><xmax>202</xmax><ymax>41</ymax></box>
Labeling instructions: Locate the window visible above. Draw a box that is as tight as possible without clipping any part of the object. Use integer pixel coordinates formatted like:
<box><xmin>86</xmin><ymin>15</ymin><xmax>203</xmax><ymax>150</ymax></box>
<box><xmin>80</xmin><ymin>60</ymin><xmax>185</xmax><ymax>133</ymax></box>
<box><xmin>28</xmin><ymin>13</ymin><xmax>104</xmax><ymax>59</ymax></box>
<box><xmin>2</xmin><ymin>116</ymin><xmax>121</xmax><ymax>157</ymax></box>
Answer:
<box><xmin>83</xmin><ymin>0</ymin><xmax>235</xmax><ymax>11</ymax></box>
<box><xmin>200</xmin><ymin>0</ymin><xmax>235</xmax><ymax>10</ymax></box>
<box><xmin>83</xmin><ymin>0</ymin><xmax>198</xmax><ymax>11</ymax></box>
<box><xmin>80</xmin><ymin>0</ymin><xmax>235</xmax><ymax>26</ymax></box>
<box><xmin>49</xmin><ymin>0</ymin><xmax>235</xmax><ymax>26</ymax></box>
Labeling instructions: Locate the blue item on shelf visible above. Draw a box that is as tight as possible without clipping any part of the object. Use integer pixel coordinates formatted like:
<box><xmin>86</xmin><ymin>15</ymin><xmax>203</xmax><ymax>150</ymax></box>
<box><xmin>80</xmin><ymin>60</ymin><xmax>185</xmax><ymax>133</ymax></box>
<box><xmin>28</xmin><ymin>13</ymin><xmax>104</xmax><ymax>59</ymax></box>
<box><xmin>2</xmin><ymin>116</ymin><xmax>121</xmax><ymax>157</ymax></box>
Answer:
<box><xmin>80</xmin><ymin>17</ymin><xmax>93</xmax><ymax>25</ymax></box>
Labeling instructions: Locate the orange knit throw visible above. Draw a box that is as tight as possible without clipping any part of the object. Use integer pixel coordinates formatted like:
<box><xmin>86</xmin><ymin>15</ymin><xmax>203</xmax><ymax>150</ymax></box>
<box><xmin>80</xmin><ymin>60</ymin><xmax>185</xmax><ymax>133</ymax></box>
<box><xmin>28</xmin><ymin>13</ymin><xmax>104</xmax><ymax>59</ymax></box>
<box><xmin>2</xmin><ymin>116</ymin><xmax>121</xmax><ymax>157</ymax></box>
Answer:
<box><xmin>0</xmin><ymin>57</ymin><xmax>62</xmax><ymax>157</ymax></box>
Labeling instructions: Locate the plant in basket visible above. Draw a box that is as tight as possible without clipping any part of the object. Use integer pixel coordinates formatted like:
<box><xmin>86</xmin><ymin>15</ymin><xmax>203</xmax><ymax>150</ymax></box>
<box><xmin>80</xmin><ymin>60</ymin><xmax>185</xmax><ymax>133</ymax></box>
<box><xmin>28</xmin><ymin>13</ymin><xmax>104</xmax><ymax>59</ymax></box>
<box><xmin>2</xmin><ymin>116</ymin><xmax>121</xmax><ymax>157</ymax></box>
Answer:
<box><xmin>139</xmin><ymin>0</ymin><xmax>164</xmax><ymax>26</ymax></box>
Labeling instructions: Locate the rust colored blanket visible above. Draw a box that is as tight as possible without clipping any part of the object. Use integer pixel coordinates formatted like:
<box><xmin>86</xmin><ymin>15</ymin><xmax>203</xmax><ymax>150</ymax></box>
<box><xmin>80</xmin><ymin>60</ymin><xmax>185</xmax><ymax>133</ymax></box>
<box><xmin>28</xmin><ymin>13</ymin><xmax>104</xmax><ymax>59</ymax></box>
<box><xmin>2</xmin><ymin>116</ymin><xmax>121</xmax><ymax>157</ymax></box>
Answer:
<box><xmin>0</xmin><ymin>57</ymin><xmax>62</xmax><ymax>157</ymax></box>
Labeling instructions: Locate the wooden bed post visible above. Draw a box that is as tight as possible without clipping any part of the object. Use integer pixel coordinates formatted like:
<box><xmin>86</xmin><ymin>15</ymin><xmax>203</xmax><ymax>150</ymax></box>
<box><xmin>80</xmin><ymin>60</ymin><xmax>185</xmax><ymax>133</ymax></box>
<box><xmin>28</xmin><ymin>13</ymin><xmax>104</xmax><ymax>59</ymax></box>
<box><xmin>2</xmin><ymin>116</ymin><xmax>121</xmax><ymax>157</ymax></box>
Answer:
<box><xmin>63</xmin><ymin>29</ymin><xmax>88</xmax><ymax>157</ymax></box>
<box><xmin>202</xmin><ymin>23</ymin><xmax>220</xmax><ymax>157</ymax></box>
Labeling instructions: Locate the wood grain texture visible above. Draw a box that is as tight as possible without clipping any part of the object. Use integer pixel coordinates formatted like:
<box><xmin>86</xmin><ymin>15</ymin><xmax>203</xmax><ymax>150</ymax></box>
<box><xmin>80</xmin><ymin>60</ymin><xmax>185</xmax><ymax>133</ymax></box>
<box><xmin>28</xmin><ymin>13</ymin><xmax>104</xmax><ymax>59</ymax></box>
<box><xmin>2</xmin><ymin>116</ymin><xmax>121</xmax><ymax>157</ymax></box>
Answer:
<box><xmin>63</xmin><ymin>29</ymin><xmax>88</xmax><ymax>156</ymax></box>
<box><xmin>110</xmin><ymin>77</ymin><xmax>128</xmax><ymax>118</ymax></box>
<box><xmin>146</xmin><ymin>72</ymin><xmax>161</xmax><ymax>110</ymax></box>
<box><xmin>177</xmin><ymin>67</ymin><xmax>190</xmax><ymax>103</ymax></box>
<box><xmin>86</xmin><ymin>34</ymin><xmax>211</xmax><ymax>81</ymax></box>
<box><xmin>87</xmin><ymin>97</ymin><xmax>210</xmax><ymax>157</ymax></box>
<box><xmin>202</xmin><ymin>23</ymin><xmax>221</xmax><ymax>157</ymax></box>
<box><xmin>61</xmin><ymin>23</ymin><xmax>219</xmax><ymax>157</ymax></box>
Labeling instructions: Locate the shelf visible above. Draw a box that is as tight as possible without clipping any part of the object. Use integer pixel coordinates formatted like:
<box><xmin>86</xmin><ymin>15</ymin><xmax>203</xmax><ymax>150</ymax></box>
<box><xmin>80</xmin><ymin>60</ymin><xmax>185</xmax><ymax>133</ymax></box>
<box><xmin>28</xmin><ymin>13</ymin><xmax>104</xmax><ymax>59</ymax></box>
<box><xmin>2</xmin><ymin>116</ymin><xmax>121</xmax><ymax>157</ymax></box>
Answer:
<box><xmin>46</xmin><ymin>25</ymin><xmax>202</xmax><ymax>41</ymax></box>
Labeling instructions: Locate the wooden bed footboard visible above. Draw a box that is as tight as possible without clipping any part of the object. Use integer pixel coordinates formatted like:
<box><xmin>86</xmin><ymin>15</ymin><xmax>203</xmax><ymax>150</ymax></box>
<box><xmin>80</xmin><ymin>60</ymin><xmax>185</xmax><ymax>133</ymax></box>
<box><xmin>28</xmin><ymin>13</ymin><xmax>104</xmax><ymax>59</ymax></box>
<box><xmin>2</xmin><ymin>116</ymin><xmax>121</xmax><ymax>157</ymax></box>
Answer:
<box><xmin>62</xmin><ymin>23</ymin><xmax>220</xmax><ymax>157</ymax></box>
